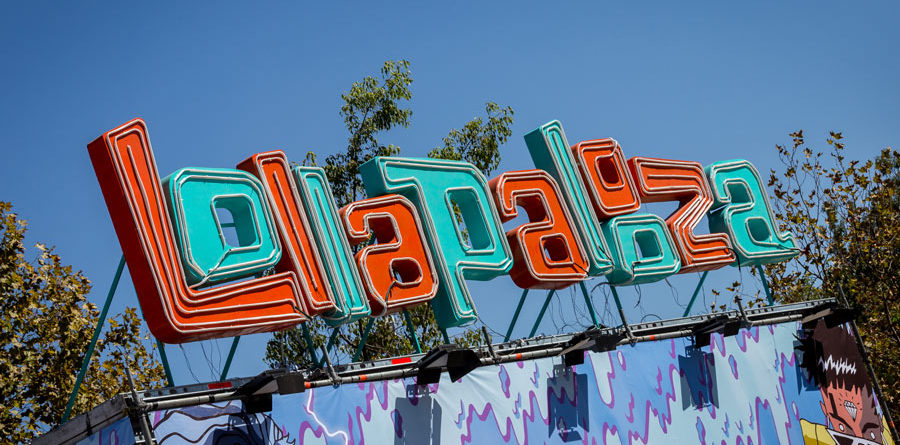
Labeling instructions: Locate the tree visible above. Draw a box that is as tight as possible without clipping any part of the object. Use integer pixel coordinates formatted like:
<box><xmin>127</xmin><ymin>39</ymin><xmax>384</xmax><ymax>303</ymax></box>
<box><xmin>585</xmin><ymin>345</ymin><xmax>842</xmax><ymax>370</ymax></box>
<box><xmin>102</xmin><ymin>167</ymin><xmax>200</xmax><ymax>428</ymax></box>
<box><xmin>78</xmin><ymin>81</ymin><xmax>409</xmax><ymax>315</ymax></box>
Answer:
<box><xmin>0</xmin><ymin>201</ymin><xmax>166</xmax><ymax>442</ymax></box>
<box><xmin>762</xmin><ymin>131</ymin><xmax>900</xmax><ymax>424</ymax></box>
<box><xmin>265</xmin><ymin>60</ymin><xmax>514</xmax><ymax>367</ymax></box>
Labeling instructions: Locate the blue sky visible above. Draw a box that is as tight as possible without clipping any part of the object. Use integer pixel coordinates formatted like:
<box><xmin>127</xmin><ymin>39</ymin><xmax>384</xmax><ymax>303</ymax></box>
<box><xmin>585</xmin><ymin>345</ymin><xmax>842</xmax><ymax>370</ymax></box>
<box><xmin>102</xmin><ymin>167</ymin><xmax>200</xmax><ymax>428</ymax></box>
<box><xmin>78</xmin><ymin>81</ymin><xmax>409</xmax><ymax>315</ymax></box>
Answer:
<box><xmin>2</xmin><ymin>2</ymin><xmax>898</xmax><ymax>385</ymax></box>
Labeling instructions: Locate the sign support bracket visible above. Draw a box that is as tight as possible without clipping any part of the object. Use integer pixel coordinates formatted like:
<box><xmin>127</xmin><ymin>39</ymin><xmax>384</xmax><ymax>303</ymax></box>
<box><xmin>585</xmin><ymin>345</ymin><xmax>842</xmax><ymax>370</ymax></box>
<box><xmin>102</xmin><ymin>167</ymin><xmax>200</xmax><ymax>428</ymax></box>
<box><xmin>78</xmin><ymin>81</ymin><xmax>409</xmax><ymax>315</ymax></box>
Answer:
<box><xmin>62</xmin><ymin>255</ymin><xmax>126</xmax><ymax>423</ymax></box>
<box><xmin>756</xmin><ymin>264</ymin><xmax>775</xmax><ymax>305</ymax></box>
<box><xmin>682</xmin><ymin>271</ymin><xmax>710</xmax><ymax>317</ymax></box>
<box><xmin>63</xmin><ymin>253</ymin><xmax>176</xmax><ymax>424</ymax></box>
<box><xmin>352</xmin><ymin>318</ymin><xmax>376</xmax><ymax>362</ymax></box>
<box><xmin>156</xmin><ymin>340</ymin><xmax>174</xmax><ymax>387</ymax></box>
<box><xmin>402</xmin><ymin>310</ymin><xmax>422</xmax><ymax>353</ymax></box>
<box><xmin>300</xmin><ymin>324</ymin><xmax>319</xmax><ymax>366</ymax></box>
<box><xmin>608</xmin><ymin>285</ymin><xmax>635</xmax><ymax>343</ymax></box>
<box><xmin>504</xmin><ymin>289</ymin><xmax>529</xmax><ymax>342</ymax></box>
<box><xmin>315</xmin><ymin>327</ymin><xmax>341</xmax><ymax>367</ymax></box>
<box><xmin>219</xmin><ymin>336</ymin><xmax>241</xmax><ymax>381</ymax></box>
<box><xmin>579</xmin><ymin>282</ymin><xmax>600</xmax><ymax>328</ymax></box>
<box><xmin>529</xmin><ymin>290</ymin><xmax>556</xmax><ymax>338</ymax></box>
<box><xmin>506</xmin><ymin>284</ymin><xmax>601</xmax><ymax>341</ymax></box>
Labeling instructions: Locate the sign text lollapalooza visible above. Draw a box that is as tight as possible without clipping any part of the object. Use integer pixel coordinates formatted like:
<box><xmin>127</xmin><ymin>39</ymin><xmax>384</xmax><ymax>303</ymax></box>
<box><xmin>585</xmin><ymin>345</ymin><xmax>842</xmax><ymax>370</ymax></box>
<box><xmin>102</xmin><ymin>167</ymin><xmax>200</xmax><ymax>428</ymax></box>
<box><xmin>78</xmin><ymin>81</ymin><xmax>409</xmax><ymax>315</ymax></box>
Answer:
<box><xmin>88</xmin><ymin>119</ymin><xmax>797</xmax><ymax>343</ymax></box>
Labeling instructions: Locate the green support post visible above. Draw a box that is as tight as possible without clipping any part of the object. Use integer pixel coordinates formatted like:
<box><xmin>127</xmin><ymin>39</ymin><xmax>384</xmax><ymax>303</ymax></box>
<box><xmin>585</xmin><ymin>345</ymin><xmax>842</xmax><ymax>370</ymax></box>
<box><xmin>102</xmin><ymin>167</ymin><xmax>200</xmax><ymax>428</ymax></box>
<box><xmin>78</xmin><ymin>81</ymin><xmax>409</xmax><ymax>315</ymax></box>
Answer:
<box><xmin>219</xmin><ymin>336</ymin><xmax>241</xmax><ymax>381</ymax></box>
<box><xmin>62</xmin><ymin>255</ymin><xmax>126</xmax><ymax>423</ymax></box>
<box><xmin>402</xmin><ymin>310</ymin><xmax>422</xmax><ymax>354</ymax></box>
<box><xmin>608</xmin><ymin>285</ymin><xmax>628</xmax><ymax>326</ymax></box>
<box><xmin>301</xmin><ymin>323</ymin><xmax>319</xmax><ymax>366</ymax></box>
<box><xmin>682</xmin><ymin>271</ymin><xmax>710</xmax><ymax>317</ymax></box>
<box><xmin>579</xmin><ymin>282</ymin><xmax>600</xmax><ymax>328</ymax></box>
<box><xmin>441</xmin><ymin>328</ymin><xmax>451</xmax><ymax>344</ymax></box>
<box><xmin>529</xmin><ymin>290</ymin><xmax>556</xmax><ymax>338</ymax></box>
<box><xmin>316</xmin><ymin>328</ymin><xmax>341</xmax><ymax>367</ymax></box>
<box><xmin>352</xmin><ymin>318</ymin><xmax>375</xmax><ymax>362</ymax></box>
<box><xmin>326</xmin><ymin>328</ymin><xmax>340</xmax><ymax>351</ymax></box>
<box><xmin>608</xmin><ymin>284</ymin><xmax>635</xmax><ymax>341</ymax></box>
<box><xmin>157</xmin><ymin>340</ymin><xmax>174</xmax><ymax>387</ymax></box>
<box><xmin>504</xmin><ymin>289</ymin><xmax>529</xmax><ymax>342</ymax></box>
<box><xmin>756</xmin><ymin>264</ymin><xmax>775</xmax><ymax>305</ymax></box>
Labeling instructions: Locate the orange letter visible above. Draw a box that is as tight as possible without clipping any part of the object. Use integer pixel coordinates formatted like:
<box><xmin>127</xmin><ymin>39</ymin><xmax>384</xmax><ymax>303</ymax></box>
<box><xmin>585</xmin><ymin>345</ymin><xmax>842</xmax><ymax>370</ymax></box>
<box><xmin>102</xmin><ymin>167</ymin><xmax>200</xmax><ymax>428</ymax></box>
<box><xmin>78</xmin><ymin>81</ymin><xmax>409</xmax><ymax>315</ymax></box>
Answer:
<box><xmin>571</xmin><ymin>138</ymin><xmax>641</xmax><ymax>218</ymax></box>
<box><xmin>340</xmin><ymin>194</ymin><xmax>439</xmax><ymax>315</ymax></box>
<box><xmin>627</xmin><ymin>157</ymin><xmax>735</xmax><ymax>273</ymax></box>
<box><xmin>237</xmin><ymin>151</ymin><xmax>341</xmax><ymax>318</ymax></box>
<box><xmin>489</xmin><ymin>170</ymin><xmax>589</xmax><ymax>289</ymax></box>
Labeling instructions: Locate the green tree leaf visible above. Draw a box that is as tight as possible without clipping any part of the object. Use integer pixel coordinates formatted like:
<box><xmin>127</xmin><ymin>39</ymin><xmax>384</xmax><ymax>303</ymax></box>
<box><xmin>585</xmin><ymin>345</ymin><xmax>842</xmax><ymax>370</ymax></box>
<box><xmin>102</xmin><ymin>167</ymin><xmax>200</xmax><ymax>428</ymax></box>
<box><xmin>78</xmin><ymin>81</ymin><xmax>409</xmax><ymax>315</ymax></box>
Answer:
<box><xmin>0</xmin><ymin>201</ymin><xmax>166</xmax><ymax>442</ymax></box>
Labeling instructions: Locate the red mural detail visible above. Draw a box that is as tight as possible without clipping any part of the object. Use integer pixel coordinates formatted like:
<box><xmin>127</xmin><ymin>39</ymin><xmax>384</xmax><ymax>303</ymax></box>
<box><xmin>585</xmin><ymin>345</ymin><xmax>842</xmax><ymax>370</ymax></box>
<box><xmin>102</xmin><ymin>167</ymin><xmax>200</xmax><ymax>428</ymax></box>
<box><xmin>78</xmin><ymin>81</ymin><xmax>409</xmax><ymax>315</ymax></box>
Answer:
<box><xmin>571</xmin><ymin>138</ymin><xmax>641</xmax><ymax>218</ymax></box>
<box><xmin>88</xmin><ymin>119</ymin><xmax>305</xmax><ymax>343</ymax></box>
<box><xmin>489</xmin><ymin>170</ymin><xmax>589</xmax><ymax>289</ymax></box>
<box><xmin>340</xmin><ymin>194</ymin><xmax>438</xmax><ymax>316</ymax></box>
<box><xmin>237</xmin><ymin>151</ymin><xmax>336</xmax><ymax>316</ymax></box>
<box><xmin>627</xmin><ymin>157</ymin><xmax>735</xmax><ymax>273</ymax></box>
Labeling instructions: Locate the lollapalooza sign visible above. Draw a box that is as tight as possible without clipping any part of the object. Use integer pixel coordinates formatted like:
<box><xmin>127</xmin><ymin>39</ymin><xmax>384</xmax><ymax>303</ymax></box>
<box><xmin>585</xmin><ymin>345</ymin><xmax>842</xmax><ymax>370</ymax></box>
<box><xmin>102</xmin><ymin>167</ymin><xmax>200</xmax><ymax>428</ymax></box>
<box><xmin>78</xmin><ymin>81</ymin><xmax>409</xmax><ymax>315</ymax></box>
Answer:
<box><xmin>88</xmin><ymin>119</ymin><xmax>797</xmax><ymax>343</ymax></box>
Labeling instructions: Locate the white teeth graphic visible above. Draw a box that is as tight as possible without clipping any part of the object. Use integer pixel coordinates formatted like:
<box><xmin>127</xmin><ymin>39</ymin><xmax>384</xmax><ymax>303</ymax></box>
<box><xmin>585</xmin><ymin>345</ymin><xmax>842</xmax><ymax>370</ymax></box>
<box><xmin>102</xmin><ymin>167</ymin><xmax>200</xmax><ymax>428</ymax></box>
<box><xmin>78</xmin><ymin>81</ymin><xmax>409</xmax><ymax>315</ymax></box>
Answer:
<box><xmin>844</xmin><ymin>400</ymin><xmax>858</xmax><ymax>421</ymax></box>
<box><xmin>818</xmin><ymin>355</ymin><xmax>857</xmax><ymax>376</ymax></box>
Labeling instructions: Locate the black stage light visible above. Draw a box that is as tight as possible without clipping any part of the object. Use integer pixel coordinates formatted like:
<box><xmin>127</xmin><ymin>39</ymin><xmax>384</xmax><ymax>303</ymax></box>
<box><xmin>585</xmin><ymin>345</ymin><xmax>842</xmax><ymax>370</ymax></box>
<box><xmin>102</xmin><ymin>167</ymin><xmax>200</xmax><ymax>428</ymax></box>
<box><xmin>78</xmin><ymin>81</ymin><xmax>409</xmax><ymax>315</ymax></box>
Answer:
<box><xmin>416</xmin><ymin>345</ymin><xmax>482</xmax><ymax>385</ymax></box>
<box><xmin>723</xmin><ymin>319</ymin><xmax>747</xmax><ymax>338</ymax></box>
<box><xmin>447</xmin><ymin>348</ymin><xmax>481</xmax><ymax>382</ymax></box>
<box><xmin>234</xmin><ymin>370</ymin><xmax>278</xmax><ymax>397</ymax></box>
<box><xmin>276</xmin><ymin>373</ymin><xmax>307</xmax><ymax>395</ymax></box>
<box><xmin>561</xmin><ymin>329</ymin><xmax>626</xmax><ymax>367</ymax></box>
<box><xmin>693</xmin><ymin>315</ymin><xmax>729</xmax><ymax>348</ymax></box>
<box><xmin>243</xmin><ymin>393</ymin><xmax>273</xmax><ymax>414</ymax></box>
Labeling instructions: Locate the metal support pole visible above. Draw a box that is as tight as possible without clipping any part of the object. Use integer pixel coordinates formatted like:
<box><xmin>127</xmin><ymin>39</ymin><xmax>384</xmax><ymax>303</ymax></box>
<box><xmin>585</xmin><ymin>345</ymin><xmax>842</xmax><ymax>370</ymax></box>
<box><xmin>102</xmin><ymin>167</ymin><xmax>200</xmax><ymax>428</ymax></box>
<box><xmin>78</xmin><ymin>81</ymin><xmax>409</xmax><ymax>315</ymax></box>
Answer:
<box><xmin>301</xmin><ymin>323</ymin><xmax>319</xmax><ymax>366</ymax></box>
<box><xmin>219</xmin><ymin>336</ymin><xmax>241</xmax><ymax>381</ymax></box>
<box><xmin>682</xmin><ymin>271</ymin><xmax>710</xmax><ymax>317</ymax></box>
<box><xmin>125</xmin><ymin>363</ymin><xmax>155</xmax><ymax>445</ymax></box>
<box><xmin>504</xmin><ymin>289</ymin><xmax>529</xmax><ymax>342</ymax></box>
<box><xmin>317</xmin><ymin>328</ymin><xmax>341</xmax><ymax>367</ymax></box>
<box><xmin>441</xmin><ymin>328</ymin><xmax>451</xmax><ymax>344</ymax></box>
<box><xmin>402</xmin><ymin>310</ymin><xmax>422</xmax><ymax>354</ymax></box>
<box><xmin>579</xmin><ymin>282</ymin><xmax>600</xmax><ymax>328</ymax></box>
<box><xmin>756</xmin><ymin>264</ymin><xmax>775</xmax><ymax>305</ymax></box>
<box><xmin>156</xmin><ymin>340</ymin><xmax>174</xmax><ymax>387</ymax></box>
<box><xmin>529</xmin><ymin>290</ymin><xmax>556</xmax><ymax>338</ymax></box>
<box><xmin>608</xmin><ymin>285</ymin><xmax>635</xmax><ymax>342</ymax></box>
<box><xmin>62</xmin><ymin>255</ymin><xmax>125</xmax><ymax>423</ymax></box>
<box><xmin>326</xmin><ymin>328</ymin><xmax>340</xmax><ymax>351</ymax></box>
<box><xmin>352</xmin><ymin>318</ymin><xmax>375</xmax><ymax>362</ymax></box>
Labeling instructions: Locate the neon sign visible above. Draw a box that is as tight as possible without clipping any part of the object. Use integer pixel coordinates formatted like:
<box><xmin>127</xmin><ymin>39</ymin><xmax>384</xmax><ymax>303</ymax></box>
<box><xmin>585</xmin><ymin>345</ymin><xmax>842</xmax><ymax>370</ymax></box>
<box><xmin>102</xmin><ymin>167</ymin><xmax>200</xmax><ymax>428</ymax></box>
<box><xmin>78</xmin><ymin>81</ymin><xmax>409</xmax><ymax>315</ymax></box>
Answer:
<box><xmin>88</xmin><ymin>118</ymin><xmax>797</xmax><ymax>343</ymax></box>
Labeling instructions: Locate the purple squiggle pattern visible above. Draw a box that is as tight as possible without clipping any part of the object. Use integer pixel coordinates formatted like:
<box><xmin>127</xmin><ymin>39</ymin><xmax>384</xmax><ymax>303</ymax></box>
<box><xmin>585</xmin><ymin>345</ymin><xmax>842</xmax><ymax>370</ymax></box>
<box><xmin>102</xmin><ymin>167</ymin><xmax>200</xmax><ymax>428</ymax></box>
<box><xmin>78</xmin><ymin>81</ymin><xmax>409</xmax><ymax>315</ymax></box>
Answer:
<box><xmin>150</xmin><ymin>322</ymin><xmax>890</xmax><ymax>445</ymax></box>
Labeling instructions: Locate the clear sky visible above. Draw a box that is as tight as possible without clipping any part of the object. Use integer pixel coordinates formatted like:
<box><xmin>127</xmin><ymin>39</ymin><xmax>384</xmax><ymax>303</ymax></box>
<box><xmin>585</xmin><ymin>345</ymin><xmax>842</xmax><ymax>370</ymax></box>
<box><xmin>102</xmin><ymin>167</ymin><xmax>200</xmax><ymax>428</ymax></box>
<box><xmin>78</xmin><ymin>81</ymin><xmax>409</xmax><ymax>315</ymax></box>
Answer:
<box><xmin>2</xmin><ymin>2</ymin><xmax>898</xmax><ymax>385</ymax></box>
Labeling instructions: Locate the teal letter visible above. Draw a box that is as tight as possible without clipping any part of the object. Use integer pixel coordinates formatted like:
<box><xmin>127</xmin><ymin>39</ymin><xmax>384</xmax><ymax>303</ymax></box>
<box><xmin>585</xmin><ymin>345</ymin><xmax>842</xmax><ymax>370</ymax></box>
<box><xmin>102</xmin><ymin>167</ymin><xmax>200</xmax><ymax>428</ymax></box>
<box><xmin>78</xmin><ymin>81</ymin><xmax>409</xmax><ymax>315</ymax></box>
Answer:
<box><xmin>524</xmin><ymin>121</ymin><xmax>614</xmax><ymax>276</ymax></box>
<box><xmin>705</xmin><ymin>160</ymin><xmax>798</xmax><ymax>266</ymax></box>
<box><xmin>292</xmin><ymin>167</ymin><xmax>370</xmax><ymax>325</ymax></box>
<box><xmin>163</xmin><ymin>168</ymin><xmax>281</xmax><ymax>287</ymax></box>
<box><xmin>361</xmin><ymin>157</ymin><xmax>513</xmax><ymax>328</ymax></box>
<box><xmin>602</xmin><ymin>214</ymin><xmax>681</xmax><ymax>285</ymax></box>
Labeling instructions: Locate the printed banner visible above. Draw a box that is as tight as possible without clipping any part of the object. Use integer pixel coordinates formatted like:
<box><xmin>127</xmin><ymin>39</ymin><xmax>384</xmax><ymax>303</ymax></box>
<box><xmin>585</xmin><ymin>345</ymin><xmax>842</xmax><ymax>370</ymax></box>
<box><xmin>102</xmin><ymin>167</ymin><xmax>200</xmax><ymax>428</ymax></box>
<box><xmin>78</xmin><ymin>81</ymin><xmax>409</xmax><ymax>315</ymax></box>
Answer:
<box><xmin>150</xmin><ymin>320</ymin><xmax>894</xmax><ymax>444</ymax></box>
<box><xmin>74</xmin><ymin>416</ymin><xmax>135</xmax><ymax>445</ymax></box>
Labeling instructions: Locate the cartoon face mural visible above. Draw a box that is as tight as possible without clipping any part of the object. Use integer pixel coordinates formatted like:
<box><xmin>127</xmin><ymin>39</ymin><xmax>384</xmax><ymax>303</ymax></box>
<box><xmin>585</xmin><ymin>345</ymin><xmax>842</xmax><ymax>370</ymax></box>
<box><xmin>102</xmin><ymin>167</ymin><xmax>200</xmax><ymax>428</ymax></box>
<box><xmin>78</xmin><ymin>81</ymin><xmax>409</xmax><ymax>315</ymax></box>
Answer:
<box><xmin>799</xmin><ymin>319</ymin><xmax>892</xmax><ymax>445</ymax></box>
